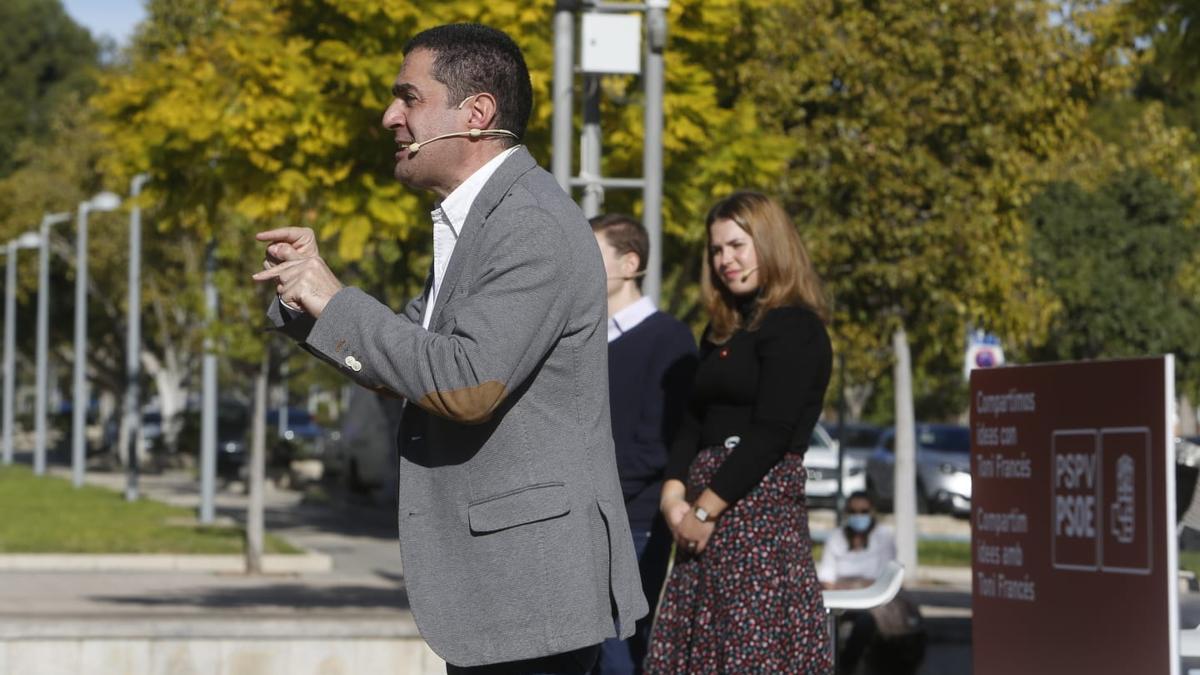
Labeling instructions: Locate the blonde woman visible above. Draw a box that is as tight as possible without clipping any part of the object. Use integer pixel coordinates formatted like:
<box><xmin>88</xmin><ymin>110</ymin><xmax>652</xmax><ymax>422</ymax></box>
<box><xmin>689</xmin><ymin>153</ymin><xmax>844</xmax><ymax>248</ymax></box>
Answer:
<box><xmin>645</xmin><ymin>191</ymin><xmax>833</xmax><ymax>673</ymax></box>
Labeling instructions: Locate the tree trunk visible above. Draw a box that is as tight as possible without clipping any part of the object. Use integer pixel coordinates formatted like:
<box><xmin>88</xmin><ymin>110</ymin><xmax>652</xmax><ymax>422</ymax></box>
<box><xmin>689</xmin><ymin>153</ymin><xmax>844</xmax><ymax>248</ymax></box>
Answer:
<box><xmin>143</xmin><ymin>347</ymin><xmax>189</xmax><ymax>455</ymax></box>
<box><xmin>844</xmin><ymin>382</ymin><xmax>874</xmax><ymax>422</ymax></box>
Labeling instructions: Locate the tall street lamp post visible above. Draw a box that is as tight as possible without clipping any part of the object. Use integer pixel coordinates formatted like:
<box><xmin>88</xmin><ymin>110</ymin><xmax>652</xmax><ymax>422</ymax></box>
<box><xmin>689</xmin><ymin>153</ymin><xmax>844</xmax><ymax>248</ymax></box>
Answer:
<box><xmin>34</xmin><ymin>212</ymin><xmax>71</xmax><ymax>474</ymax></box>
<box><xmin>123</xmin><ymin>174</ymin><xmax>149</xmax><ymax>501</ymax></box>
<box><xmin>71</xmin><ymin>192</ymin><xmax>121</xmax><ymax>488</ymax></box>
<box><xmin>1</xmin><ymin>232</ymin><xmax>43</xmax><ymax>467</ymax></box>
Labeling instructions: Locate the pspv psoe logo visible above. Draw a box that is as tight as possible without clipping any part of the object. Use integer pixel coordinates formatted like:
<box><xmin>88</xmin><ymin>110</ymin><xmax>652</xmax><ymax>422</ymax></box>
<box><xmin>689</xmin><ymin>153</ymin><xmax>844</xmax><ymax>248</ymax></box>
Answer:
<box><xmin>1110</xmin><ymin>454</ymin><xmax>1136</xmax><ymax>545</ymax></box>
<box><xmin>1100</xmin><ymin>430</ymin><xmax>1150</xmax><ymax>574</ymax></box>
<box><xmin>1052</xmin><ymin>428</ymin><xmax>1152</xmax><ymax>575</ymax></box>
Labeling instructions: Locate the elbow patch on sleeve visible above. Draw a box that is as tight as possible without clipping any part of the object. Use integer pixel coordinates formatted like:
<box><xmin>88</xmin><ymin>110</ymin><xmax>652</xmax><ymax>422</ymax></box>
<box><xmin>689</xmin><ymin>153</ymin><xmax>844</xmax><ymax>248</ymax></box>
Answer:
<box><xmin>417</xmin><ymin>380</ymin><xmax>507</xmax><ymax>424</ymax></box>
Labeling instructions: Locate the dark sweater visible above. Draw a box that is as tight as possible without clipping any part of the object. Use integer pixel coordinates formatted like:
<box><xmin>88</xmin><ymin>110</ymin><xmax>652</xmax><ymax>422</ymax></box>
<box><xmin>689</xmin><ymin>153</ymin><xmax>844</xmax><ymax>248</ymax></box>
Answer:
<box><xmin>608</xmin><ymin>311</ymin><xmax>698</xmax><ymax>531</ymax></box>
<box><xmin>665</xmin><ymin>304</ymin><xmax>832</xmax><ymax>504</ymax></box>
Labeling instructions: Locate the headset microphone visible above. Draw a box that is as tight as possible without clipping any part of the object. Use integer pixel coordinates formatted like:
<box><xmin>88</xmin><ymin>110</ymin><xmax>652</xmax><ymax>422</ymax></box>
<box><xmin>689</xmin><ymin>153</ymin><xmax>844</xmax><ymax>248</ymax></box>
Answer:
<box><xmin>404</xmin><ymin>128</ymin><xmax>518</xmax><ymax>154</ymax></box>
<box><xmin>609</xmin><ymin>270</ymin><xmax>648</xmax><ymax>281</ymax></box>
<box><xmin>739</xmin><ymin>267</ymin><xmax>759</xmax><ymax>283</ymax></box>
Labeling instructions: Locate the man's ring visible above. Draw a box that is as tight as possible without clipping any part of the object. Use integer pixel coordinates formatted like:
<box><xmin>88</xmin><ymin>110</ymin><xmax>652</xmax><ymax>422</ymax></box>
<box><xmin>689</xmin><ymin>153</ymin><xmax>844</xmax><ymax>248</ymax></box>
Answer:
<box><xmin>687</xmin><ymin>541</ymin><xmax>697</xmax><ymax>550</ymax></box>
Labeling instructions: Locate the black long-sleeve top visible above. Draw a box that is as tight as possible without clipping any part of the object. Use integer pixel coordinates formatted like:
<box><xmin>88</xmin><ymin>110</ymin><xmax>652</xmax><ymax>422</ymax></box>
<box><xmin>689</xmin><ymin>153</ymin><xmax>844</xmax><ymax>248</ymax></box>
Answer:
<box><xmin>664</xmin><ymin>304</ymin><xmax>832</xmax><ymax>504</ymax></box>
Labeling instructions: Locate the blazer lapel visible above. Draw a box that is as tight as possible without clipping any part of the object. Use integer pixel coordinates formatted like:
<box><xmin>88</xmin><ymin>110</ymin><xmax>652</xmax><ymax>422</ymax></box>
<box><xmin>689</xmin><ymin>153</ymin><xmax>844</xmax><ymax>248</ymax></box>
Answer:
<box><xmin>428</xmin><ymin>147</ymin><xmax>538</xmax><ymax>329</ymax></box>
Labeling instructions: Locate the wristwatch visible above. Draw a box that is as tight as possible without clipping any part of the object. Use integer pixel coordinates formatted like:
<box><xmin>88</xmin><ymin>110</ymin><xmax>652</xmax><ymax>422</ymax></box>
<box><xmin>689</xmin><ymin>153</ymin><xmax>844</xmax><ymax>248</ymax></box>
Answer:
<box><xmin>692</xmin><ymin>506</ymin><xmax>714</xmax><ymax>523</ymax></box>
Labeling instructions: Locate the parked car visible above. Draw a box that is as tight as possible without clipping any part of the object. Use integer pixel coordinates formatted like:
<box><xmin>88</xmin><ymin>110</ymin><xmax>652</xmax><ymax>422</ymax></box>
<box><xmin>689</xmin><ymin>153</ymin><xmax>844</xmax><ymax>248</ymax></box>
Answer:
<box><xmin>212</xmin><ymin>402</ymin><xmax>252</xmax><ymax>479</ymax></box>
<box><xmin>97</xmin><ymin>409</ymin><xmax>168</xmax><ymax>456</ymax></box>
<box><xmin>804</xmin><ymin>423</ymin><xmax>868</xmax><ymax>508</ymax></box>
<box><xmin>866</xmin><ymin>424</ymin><xmax>972</xmax><ymax>516</ymax></box>
<box><xmin>267</xmin><ymin>406</ymin><xmax>327</xmax><ymax>460</ymax></box>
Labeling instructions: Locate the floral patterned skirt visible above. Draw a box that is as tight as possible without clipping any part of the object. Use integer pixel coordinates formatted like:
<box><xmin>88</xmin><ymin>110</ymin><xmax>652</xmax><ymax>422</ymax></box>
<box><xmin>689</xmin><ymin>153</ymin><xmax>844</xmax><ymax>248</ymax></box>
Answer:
<box><xmin>644</xmin><ymin>446</ymin><xmax>832</xmax><ymax>674</ymax></box>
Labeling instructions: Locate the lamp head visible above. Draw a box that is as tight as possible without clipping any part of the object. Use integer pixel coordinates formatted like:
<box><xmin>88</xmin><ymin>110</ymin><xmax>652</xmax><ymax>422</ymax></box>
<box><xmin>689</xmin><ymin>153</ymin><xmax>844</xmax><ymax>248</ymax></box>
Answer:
<box><xmin>14</xmin><ymin>232</ymin><xmax>41</xmax><ymax>249</ymax></box>
<box><xmin>87</xmin><ymin>191</ymin><xmax>122</xmax><ymax>212</ymax></box>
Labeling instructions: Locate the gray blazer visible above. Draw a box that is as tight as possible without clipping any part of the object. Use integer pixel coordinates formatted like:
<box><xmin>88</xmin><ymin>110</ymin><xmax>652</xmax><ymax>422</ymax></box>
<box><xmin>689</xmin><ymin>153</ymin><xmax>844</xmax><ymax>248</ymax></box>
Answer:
<box><xmin>269</xmin><ymin>147</ymin><xmax>648</xmax><ymax>666</ymax></box>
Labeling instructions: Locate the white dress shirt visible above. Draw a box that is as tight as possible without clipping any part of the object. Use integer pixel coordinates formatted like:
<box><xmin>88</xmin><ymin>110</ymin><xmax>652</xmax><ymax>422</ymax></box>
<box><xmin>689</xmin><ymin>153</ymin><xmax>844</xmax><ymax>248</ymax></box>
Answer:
<box><xmin>816</xmin><ymin>524</ymin><xmax>897</xmax><ymax>584</ymax></box>
<box><xmin>607</xmin><ymin>296</ymin><xmax>657</xmax><ymax>343</ymax></box>
<box><xmin>422</xmin><ymin>146</ymin><xmax>520</xmax><ymax>329</ymax></box>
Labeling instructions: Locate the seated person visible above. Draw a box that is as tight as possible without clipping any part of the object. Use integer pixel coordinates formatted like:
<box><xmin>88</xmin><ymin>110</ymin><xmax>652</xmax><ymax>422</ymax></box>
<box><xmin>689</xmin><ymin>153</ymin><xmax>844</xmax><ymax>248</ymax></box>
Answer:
<box><xmin>818</xmin><ymin>491</ymin><xmax>896</xmax><ymax>590</ymax></box>
<box><xmin>818</xmin><ymin>492</ymin><xmax>922</xmax><ymax>675</ymax></box>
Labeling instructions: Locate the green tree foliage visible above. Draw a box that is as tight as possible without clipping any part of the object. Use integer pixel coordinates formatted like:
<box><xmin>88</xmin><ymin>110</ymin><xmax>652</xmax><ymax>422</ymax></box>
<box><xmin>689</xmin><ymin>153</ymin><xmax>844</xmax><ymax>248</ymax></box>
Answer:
<box><xmin>0</xmin><ymin>0</ymin><xmax>98</xmax><ymax>178</ymax></box>
<box><xmin>1073</xmin><ymin>0</ymin><xmax>1200</xmax><ymax>165</ymax></box>
<box><xmin>1127</xmin><ymin>0</ymin><xmax>1200</xmax><ymax>147</ymax></box>
<box><xmin>735</xmin><ymin>1</ymin><xmax>1103</xmax><ymax>415</ymax></box>
<box><xmin>1124</xmin><ymin>0</ymin><xmax>1200</xmax><ymax>88</ymax></box>
<box><xmin>77</xmin><ymin>0</ymin><xmax>1190</xmax><ymax>423</ymax></box>
<box><xmin>1028</xmin><ymin>168</ymin><xmax>1199</xmax><ymax>364</ymax></box>
<box><xmin>1029</xmin><ymin>102</ymin><xmax>1200</xmax><ymax>395</ymax></box>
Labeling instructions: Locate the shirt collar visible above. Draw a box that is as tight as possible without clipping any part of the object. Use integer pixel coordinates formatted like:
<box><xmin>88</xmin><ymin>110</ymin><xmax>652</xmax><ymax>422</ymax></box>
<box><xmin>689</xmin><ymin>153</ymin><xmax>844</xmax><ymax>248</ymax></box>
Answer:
<box><xmin>436</xmin><ymin>145</ymin><xmax>521</xmax><ymax>236</ymax></box>
<box><xmin>608</xmin><ymin>296</ymin><xmax>657</xmax><ymax>342</ymax></box>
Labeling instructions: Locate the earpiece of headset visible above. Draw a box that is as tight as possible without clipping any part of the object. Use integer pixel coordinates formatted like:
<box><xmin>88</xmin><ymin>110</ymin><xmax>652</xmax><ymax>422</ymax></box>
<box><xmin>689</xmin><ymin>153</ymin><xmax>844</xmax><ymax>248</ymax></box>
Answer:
<box><xmin>403</xmin><ymin>93</ymin><xmax>518</xmax><ymax>154</ymax></box>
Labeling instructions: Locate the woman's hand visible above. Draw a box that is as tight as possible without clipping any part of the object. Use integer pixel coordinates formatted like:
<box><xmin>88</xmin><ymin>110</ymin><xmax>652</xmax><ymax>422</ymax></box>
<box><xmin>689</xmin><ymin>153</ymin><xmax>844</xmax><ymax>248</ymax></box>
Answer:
<box><xmin>662</xmin><ymin>498</ymin><xmax>691</xmax><ymax>536</ymax></box>
<box><xmin>660</xmin><ymin>479</ymin><xmax>689</xmax><ymax>539</ymax></box>
<box><xmin>675</xmin><ymin>508</ymin><xmax>716</xmax><ymax>554</ymax></box>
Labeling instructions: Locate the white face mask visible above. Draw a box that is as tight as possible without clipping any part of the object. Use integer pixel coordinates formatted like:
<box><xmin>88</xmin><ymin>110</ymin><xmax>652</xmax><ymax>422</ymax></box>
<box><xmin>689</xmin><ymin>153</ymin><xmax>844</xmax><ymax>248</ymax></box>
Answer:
<box><xmin>846</xmin><ymin>513</ymin><xmax>873</xmax><ymax>533</ymax></box>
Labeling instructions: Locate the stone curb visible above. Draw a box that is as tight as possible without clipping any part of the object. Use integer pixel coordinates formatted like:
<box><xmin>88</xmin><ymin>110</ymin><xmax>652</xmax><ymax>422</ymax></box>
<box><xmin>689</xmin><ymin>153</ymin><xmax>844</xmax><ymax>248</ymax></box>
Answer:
<box><xmin>0</xmin><ymin>616</ymin><xmax>420</xmax><ymax>640</ymax></box>
<box><xmin>911</xmin><ymin>565</ymin><xmax>972</xmax><ymax>588</ymax></box>
<box><xmin>0</xmin><ymin>551</ymin><xmax>332</xmax><ymax>574</ymax></box>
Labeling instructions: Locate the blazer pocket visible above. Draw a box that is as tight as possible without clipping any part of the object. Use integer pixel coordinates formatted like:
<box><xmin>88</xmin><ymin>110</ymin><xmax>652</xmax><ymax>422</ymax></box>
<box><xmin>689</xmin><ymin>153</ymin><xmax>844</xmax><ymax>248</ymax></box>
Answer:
<box><xmin>467</xmin><ymin>482</ymin><xmax>570</xmax><ymax>534</ymax></box>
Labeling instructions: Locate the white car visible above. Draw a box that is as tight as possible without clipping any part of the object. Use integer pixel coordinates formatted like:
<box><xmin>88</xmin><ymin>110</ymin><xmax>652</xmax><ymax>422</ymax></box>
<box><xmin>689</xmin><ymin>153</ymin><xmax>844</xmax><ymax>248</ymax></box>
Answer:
<box><xmin>804</xmin><ymin>424</ymin><xmax>867</xmax><ymax>507</ymax></box>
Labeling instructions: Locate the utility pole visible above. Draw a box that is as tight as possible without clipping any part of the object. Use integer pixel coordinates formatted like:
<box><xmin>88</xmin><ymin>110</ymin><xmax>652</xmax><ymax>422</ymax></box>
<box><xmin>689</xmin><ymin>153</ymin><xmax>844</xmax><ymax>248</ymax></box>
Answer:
<box><xmin>72</xmin><ymin>192</ymin><xmax>121</xmax><ymax>485</ymax></box>
<box><xmin>246</xmin><ymin>348</ymin><xmax>269</xmax><ymax>574</ymax></box>
<box><xmin>124</xmin><ymin>174</ymin><xmax>149</xmax><ymax>501</ymax></box>
<box><xmin>199</xmin><ymin>242</ymin><xmax>218</xmax><ymax>523</ymax></box>
<box><xmin>893</xmin><ymin>328</ymin><xmax>918</xmax><ymax>575</ymax></box>
<box><xmin>642</xmin><ymin>0</ymin><xmax>667</xmax><ymax>304</ymax></box>
<box><xmin>580</xmin><ymin>74</ymin><xmax>603</xmax><ymax>218</ymax></box>
<box><xmin>552</xmin><ymin>1</ymin><xmax>576</xmax><ymax>191</ymax></box>
<box><xmin>34</xmin><ymin>212</ymin><xmax>70</xmax><ymax>472</ymax></box>
<box><xmin>0</xmin><ymin>234</ymin><xmax>44</xmax><ymax>465</ymax></box>
<box><xmin>552</xmin><ymin>0</ymin><xmax>669</xmax><ymax>303</ymax></box>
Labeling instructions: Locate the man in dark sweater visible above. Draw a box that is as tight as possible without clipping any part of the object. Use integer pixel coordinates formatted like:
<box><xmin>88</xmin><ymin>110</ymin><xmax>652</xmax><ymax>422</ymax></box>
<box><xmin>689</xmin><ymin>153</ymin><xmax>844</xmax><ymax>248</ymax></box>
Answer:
<box><xmin>590</xmin><ymin>214</ymin><xmax>697</xmax><ymax>674</ymax></box>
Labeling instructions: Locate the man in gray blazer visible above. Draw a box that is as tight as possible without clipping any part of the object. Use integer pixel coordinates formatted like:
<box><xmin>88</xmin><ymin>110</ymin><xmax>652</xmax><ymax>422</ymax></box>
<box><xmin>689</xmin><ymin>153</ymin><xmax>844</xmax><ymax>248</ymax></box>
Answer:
<box><xmin>253</xmin><ymin>23</ymin><xmax>647</xmax><ymax>674</ymax></box>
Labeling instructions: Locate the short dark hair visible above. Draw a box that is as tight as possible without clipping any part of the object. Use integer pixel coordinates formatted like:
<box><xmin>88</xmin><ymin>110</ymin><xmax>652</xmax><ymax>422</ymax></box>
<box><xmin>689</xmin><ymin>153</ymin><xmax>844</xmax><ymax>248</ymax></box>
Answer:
<box><xmin>590</xmin><ymin>213</ymin><xmax>649</xmax><ymax>289</ymax></box>
<box><xmin>403</xmin><ymin>24</ymin><xmax>533</xmax><ymax>144</ymax></box>
<box><xmin>847</xmin><ymin>491</ymin><xmax>873</xmax><ymax>506</ymax></box>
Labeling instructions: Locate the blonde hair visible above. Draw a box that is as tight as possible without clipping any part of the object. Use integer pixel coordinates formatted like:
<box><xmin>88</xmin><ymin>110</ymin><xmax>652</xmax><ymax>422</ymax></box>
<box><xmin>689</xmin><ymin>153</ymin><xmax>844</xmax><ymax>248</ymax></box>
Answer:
<box><xmin>701</xmin><ymin>191</ymin><xmax>829</xmax><ymax>344</ymax></box>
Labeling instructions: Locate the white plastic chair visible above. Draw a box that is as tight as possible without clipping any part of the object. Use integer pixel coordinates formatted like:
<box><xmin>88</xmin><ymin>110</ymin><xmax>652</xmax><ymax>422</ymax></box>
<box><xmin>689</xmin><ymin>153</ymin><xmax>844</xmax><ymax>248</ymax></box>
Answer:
<box><xmin>1180</xmin><ymin>626</ymin><xmax>1200</xmax><ymax>658</ymax></box>
<box><xmin>822</xmin><ymin>561</ymin><xmax>906</xmax><ymax>670</ymax></box>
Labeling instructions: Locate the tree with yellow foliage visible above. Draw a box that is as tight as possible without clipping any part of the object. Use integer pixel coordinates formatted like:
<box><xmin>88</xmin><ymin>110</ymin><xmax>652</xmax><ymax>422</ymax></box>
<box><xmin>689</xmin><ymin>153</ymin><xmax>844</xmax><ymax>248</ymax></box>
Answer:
<box><xmin>91</xmin><ymin>0</ymin><xmax>793</xmax><ymax>382</ymax></box>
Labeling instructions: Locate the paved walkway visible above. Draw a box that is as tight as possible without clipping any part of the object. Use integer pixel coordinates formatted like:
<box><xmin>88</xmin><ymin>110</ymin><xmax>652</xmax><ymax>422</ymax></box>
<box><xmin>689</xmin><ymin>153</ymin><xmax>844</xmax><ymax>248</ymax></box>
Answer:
<box><xmin>2</xmin><ymin>458</ymin><xmax>975</xmax><ymax>674</ymax></box>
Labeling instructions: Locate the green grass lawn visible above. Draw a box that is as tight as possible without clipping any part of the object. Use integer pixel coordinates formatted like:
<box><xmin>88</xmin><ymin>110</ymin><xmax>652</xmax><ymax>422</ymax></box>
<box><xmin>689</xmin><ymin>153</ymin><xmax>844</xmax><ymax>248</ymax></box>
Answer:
<box><xmin>0</xmin><ymin>465</ymin><xmax>297</xmax><ymax>554</ymax></box>
<box><xmin>815</xmin><ymin>538</ymin><xmax>1200</xmax><ymax>578</ymax></box>
<box><xmin>812</xmin><ymin>539</ymin><xmax>972</xmax><ymax>567</ymax></box>
<box><xmin>1180</xmin><ymin>551</ymin><xmax>1200</xmax><ymax>580</ymax></box>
